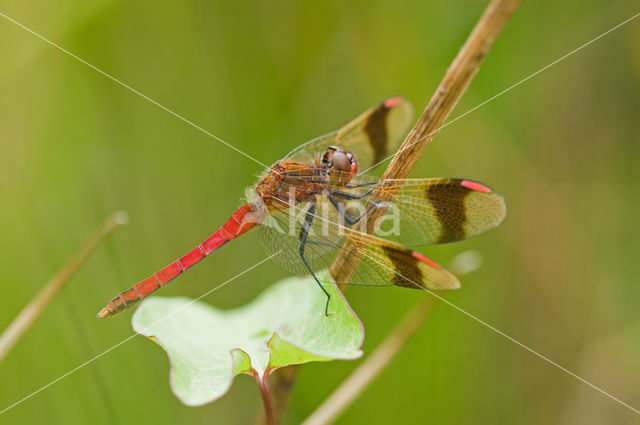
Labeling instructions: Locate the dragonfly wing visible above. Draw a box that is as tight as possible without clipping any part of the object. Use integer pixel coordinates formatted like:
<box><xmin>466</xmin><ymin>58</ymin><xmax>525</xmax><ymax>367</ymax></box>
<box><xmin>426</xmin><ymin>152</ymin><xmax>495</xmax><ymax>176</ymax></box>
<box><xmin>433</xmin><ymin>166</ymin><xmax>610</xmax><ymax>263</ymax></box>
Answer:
<box><xmin>284</xmin><ymin>97</ymin><xmax>413</xmax><ymax>171</ymax></box>
<box><xmin>258</xmin><ymin>199</ymin><xmax>344</xmax><ymax>276</ymax></box>
<box><xmin>339</xmin><ymin>234</ymin><xmax>460</xmax><ymax>290</ymax></box>
<box><xmin>378</xmin><ymin>178</ymin><xmax>507</xmax><ymax>245</ymax></box>
<box><xmin>258</xmin><ymin>196</ymin><xmax>459</xmax><ymax>291</ymax></box>
<box><xmin>315</xmin><ymin>177</ymin><xmax>507</xmax><ymax>247</ymax></box>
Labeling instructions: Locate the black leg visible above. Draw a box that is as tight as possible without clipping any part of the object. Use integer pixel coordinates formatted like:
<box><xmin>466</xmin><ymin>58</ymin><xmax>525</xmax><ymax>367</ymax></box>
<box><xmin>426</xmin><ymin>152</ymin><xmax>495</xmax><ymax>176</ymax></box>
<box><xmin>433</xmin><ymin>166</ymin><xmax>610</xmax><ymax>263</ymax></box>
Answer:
<box><xmin>331</xmin><ymin>182</ymin><xmax>381</xmax><ymax>200</ymax></box>
<box><xmin>327</xmin><ymin>195</ymin><xmax>381</xmax><ymax>226</ymax></box>
<box><xmin>298</xmin><ymin>199</ymin><xmax>332</xmax><ymax>316</ymax></box>
<box><xmin>344</xmin><ymin>181</ymin><xmax>379</xmax><ymax>189</ymax></box>
<box><xmin>305</xmin><ymin>239</ymin><xmax>336</xmax><ymax>248</ymax></box>
<box><xmin>328</xmin><ymin>180</ymin><xmax>400</xmax><ymax>225</ymax></box>
<box><xmin>334</xmin><ymin>179</ymin><xmax>401</xmax><ymax>199</ymax></box>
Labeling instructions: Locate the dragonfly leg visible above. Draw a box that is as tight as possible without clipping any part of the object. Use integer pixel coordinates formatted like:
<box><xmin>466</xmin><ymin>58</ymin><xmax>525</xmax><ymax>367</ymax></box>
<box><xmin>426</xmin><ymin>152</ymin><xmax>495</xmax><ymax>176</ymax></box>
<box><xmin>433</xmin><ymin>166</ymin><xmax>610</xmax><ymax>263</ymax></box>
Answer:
<box><xmin>332</xmin><ymin>182</ymin><xmax>381</xmax><ymax>200</ymax></box>
<box><xmin>327</xmin><ymin>195</ymin><xmax>381</xmax><ymax>226</ymax></box>
<box><xmin>298</xmin><ymin>199</ymin><xmax>332</xmax><ymax>316</ymax></box>
<box><xmin>344</xmin><ymin>181</ymin><xmax>379</xmax><ymax>188</ymax></box>
<box><xmin>336</xmin><ymin>180</ymin><xmax>398</xmax><ymax>199</ymax></box>
<box><xmin>305</xmin><ymin>239</ymin><xmax>337</xmax><ymax>248</ymax></box>
<box><xmin>328</xmin><ymin>180</ymin><xmax>398</xmax><ymax>225</ymax></box>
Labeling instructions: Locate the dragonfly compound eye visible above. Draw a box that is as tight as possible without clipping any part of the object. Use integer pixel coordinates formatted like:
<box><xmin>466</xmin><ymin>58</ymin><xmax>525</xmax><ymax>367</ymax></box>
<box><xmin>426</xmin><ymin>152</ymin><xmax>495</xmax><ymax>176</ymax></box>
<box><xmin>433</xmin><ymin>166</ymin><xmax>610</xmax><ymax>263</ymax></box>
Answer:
<box><xmin>332</xmin><ymin>151</ymin><xmax>351</xmax><ymax>172</ymax></box>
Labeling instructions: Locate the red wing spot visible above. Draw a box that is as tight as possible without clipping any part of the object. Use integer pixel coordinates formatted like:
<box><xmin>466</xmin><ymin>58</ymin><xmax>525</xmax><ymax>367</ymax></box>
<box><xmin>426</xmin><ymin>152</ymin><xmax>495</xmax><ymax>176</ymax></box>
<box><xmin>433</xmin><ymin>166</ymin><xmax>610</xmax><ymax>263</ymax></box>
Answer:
<box><xmin>411</xmin><ymin>251</ymin><xmax>441</xmax><ymax>269</ymax></box>
<box><xmin>461</xmin><ymin>180</ymin><xmax>491</xmax><ymax>193</ymax></box>
<box><xmin>384</xmin><ymin>97</ymin><xmax>403</xmax><ymax>108</ymax></box>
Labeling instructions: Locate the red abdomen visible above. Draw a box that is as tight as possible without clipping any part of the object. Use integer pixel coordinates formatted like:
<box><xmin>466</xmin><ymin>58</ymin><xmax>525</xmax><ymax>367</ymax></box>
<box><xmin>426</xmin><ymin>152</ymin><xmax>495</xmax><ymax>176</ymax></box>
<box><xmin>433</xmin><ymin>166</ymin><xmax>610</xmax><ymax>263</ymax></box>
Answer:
<box><xmin>98</xmin><ymin>203</ymin><xmax>259</xmax><ymax>318</ymax></box>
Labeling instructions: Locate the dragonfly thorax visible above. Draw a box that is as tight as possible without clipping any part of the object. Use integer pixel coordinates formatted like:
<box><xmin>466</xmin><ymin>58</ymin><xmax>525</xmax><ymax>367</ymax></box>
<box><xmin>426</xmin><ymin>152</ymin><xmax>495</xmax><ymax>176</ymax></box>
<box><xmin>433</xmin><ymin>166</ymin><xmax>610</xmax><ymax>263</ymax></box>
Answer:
<box><xmin>253</xmin><ymin>146</ymin><xmax>357</xmax><ymax>214</ymax></box>
<box><xmin>253</xmin><ymin>161</ymin><xmax>318</xmax><ymax>211</ymax></box>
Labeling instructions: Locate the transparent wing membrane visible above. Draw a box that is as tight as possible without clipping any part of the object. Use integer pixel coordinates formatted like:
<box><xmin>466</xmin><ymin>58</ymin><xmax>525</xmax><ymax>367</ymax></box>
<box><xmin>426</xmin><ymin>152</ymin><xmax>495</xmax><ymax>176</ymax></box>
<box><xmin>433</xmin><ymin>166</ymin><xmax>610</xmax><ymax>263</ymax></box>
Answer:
<box><xmin>258</xmin><ymin>193</ymin><xmax>462</xmax><ymax>291</ymax></box>
<box><xmin>274</xmin><ymin>177</ymin><xmax>506</xmax><ymax>247</ymax></box>
<box><xmin>259</xmin><ymin>199</ymin><xmax>344</xmax><ymax>276</ymax></box>
<box><xmin>374</xmin><ymin>178</ymin><xmax>507</xmax><ymax>246</ymax></box>
<box><xmin>283</xmin><ymin>97</ymin><xmax>414</xmax><ymax>172</ymax></box>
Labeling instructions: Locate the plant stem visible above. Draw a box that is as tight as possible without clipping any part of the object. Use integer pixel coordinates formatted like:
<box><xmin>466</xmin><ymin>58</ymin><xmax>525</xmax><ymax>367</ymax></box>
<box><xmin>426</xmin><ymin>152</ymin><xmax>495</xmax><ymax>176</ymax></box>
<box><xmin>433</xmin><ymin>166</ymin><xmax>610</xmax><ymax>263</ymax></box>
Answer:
<box><xmin>262</xmin><ymin>0</ymin><xmax>521</xmax><ymax>422</ymax></box>
<box><xmin>0</xmin><ymin>211</ymin><xmax>128</xmax><ymax>363</ymax></box>
<box><xmin>302</xmin><ymin>298</ymin><xmax>439</xmax><ymax>425</ymax></box>
<box><xmin>330</xmin><ymin>0</ymin><xmax>521</xmax><ymax>282</ymax></box>
<box><xmin>257</xmin><ymin>373</ymin><xmax>276</xmax><ymax>425</ymax></box>
<box><xmin>255</xmin><ymin>368</ymin><xmax>296</xmax><ymax>425</ymax></box>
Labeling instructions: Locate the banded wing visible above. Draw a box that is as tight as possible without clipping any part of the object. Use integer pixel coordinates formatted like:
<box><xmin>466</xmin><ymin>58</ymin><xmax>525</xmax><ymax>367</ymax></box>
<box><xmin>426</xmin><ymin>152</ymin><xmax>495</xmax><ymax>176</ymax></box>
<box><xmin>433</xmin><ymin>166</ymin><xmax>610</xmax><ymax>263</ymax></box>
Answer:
<box><xmin>275</xmin><ymin>175</ymin><xmax>507</xmax><ymax>247</ymax></box>
<box><xmin>259</xmin><ymin>197</ymin><xmax>344</xmax><ymax>277</ymax></box>
<box><xmin>365</xmin><ymin>177</ymin><xmax>507</xmax><ymax>246</ymax></box>
<box><xmin>258</xmin><ymin>197</ymin><xmax>459</xmax><ymax>291</ymax></box>
<box><xmin>338</xmin><ymin>234</ymin><xmax>460</xmax><ymax>290</ymax></box>
<box><xmin>284</xmin><ymin>97</ymin><xmax>413</xmax><ymax>171</ymax></box>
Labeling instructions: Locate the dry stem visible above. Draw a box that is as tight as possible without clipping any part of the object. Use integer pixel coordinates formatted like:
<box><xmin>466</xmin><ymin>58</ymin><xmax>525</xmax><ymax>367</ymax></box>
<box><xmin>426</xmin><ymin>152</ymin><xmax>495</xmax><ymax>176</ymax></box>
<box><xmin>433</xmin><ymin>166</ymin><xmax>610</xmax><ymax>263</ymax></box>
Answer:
<box><xmin>330</xmin><ymin>0</ymin><xmax>521</xmax><ymax>281</ymax></box>
<box><xmin>0</xmin><ymin>211</ymin><xmax>129</xmax><ymax>363</ymax></box>
<box><xmin>265</xmin><ymin>0</ymin><xmax>521</xmax><ymax>422</ymax></box>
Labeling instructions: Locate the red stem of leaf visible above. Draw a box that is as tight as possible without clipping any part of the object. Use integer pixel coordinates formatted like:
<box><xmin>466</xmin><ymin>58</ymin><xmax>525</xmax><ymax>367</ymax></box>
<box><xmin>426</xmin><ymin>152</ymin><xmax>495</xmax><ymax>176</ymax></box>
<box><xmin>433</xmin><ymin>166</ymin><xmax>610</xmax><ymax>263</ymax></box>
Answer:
<box><xmin>255</xmin><ymin>371</ymin><xmax>275</xmax><ymax>425</ymax></box>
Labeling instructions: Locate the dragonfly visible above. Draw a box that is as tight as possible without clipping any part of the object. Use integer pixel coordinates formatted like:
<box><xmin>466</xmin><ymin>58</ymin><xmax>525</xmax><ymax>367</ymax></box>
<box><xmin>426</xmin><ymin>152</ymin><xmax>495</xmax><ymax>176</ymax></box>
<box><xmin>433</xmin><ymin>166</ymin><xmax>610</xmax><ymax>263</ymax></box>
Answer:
<box><xmin>98</xmin><ymin>97</ymin><xmax>506</xmax><ymax>318</ymax></box>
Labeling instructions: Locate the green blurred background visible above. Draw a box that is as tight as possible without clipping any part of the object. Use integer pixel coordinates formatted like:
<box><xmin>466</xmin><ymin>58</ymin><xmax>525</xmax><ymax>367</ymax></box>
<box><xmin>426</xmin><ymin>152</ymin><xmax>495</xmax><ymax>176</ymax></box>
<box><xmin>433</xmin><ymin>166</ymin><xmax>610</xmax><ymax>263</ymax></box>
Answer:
<box><xmin>1</xmin><ymin>0</ymin><xmax>639</xmax><ymax>423</ymax></box>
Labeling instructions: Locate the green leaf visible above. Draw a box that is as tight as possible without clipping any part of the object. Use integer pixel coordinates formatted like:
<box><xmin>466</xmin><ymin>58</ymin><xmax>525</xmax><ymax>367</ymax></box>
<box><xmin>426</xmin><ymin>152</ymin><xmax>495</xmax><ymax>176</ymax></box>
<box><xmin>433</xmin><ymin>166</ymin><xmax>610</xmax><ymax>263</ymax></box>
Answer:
<box><xmin>131</xmin><ymin>271</ymin><xmax>364</xmax><ymax>406</ymax></box>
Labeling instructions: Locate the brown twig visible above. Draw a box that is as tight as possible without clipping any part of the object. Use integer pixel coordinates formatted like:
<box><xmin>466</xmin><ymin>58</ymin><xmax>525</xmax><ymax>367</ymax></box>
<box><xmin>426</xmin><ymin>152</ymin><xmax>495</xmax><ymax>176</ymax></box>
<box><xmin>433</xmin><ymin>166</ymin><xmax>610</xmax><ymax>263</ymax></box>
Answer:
<box><xmin>330</xmin><ymin>0</ymin><xmax>521</xmax><ymax>281</ymax></box>
<box><xmin>0</xmin><ymin>211</ymin><xmax>129</xmax><ymax>363</ymax></box>
<box><xmin>264</xmin><ymin>0</ymin><xmax>521</xmax><ymax>422</ymax></box>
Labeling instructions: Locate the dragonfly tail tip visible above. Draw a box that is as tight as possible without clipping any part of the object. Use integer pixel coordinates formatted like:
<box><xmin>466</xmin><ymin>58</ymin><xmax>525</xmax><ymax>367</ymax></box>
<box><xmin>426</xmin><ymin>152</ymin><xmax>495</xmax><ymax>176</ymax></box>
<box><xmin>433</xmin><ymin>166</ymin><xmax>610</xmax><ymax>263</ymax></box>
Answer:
<box><xmin>96</xmin><ymin>307</ymin><xmax>112</xmax><ymax>319</ymax></box>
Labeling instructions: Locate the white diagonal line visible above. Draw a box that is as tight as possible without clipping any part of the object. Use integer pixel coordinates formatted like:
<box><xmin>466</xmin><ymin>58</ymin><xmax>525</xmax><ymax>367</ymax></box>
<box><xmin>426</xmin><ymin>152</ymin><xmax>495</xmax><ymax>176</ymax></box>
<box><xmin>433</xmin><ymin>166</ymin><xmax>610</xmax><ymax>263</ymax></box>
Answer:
<box><xmin>360</xmin><ymin>250</ymin><xmax>640</xmax><ymax>415</ymax></box>
<box><xmin>0</xmin><ymin>252</ymin><xmax>279</xmax><ymax>416</ymax></box>
<box><xmin>358</xmin><ymin>11</ymin><xmax>640</xmax><ymax>176</ymax></box>
<box><xmin>0</xmin><ymin>11</ymin><xmax>270</xmax><ymax>170</ymax></box>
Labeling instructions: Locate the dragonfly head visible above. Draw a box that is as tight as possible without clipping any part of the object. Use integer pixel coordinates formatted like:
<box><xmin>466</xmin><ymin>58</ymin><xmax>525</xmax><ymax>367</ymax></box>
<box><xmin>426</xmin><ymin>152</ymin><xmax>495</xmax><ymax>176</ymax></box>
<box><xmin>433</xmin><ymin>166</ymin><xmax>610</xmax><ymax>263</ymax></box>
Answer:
<box><xmin>322</xmin><ymin>146</ymin><xmax>358</xmax><ymax>185</ymax></box>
